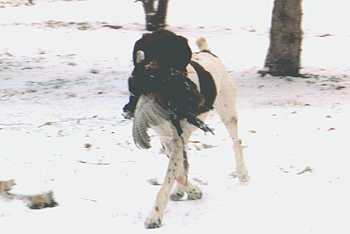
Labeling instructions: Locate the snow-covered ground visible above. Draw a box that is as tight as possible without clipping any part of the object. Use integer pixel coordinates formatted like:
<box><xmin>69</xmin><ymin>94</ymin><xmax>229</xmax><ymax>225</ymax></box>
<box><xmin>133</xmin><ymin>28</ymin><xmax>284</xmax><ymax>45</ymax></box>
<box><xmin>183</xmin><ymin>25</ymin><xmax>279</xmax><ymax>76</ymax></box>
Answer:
<box><xmin>0</xmin><ymin>0</ymin><xmax>349</xmax><ymax>233</ymax></box>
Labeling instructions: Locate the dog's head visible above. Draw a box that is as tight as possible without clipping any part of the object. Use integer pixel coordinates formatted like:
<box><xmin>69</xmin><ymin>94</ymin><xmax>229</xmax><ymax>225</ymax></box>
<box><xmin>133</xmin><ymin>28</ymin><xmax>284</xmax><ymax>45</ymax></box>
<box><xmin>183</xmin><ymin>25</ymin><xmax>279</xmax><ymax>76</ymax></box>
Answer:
<box><xmin>132</xmin><ymin>30</ymin><xmax>192</xmax><ymax>75</ymax></box>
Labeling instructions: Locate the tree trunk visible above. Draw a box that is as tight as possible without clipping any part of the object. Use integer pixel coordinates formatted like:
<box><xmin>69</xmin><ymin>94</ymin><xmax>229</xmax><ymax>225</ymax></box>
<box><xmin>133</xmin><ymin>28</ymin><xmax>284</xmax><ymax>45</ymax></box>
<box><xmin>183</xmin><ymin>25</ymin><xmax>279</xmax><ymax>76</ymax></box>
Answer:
<box><xmin>155</xmin><ymin>0</ymin><xmax>169</xmax><ymax>29</ymax></box>
<box><xmin>140</xmin><ymin>0</ymin><xmax>156</xmax><ymax>31</ymax></box>
<box><xmin>263</xmin><ymin>0</ymin><xmax>303</xmax><ymax>77</ymax></box>
<box><xmin>138</xmin><ymin>0</ymin><xmax>169</xmax><ymax>31</ymax></box>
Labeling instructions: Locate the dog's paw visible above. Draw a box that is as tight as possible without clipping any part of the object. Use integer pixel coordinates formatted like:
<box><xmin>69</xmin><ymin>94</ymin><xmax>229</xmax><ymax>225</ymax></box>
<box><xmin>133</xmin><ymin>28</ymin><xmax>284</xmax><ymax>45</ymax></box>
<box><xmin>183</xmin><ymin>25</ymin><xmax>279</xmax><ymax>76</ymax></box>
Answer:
<box><xmin>231</xmin><ymin>171</ymin><xmax>250</xmax><ymax>184</ymax></box>
<box><xmin>237</xmin><ymin>168</ymin><xmax>250</xmax><ymax>184</ymax></box>
<box><xmin>144</xmin><ymin>214</ymin><xmax>162</xmax><ymax>229</ymax></box>
<box><xmin>238</xmin><ymin>174</ymin><xmax>250</xmax><ymax>184</ymax></box>
<box><xmin>187</xmin><ymin>185</ymin><xmax>203</xmax><ymax>200</ymax></box>
<box><xmin>170</xmin><ymin>190</ymin><xmax>185</xmax><ymax>201</ymax></box>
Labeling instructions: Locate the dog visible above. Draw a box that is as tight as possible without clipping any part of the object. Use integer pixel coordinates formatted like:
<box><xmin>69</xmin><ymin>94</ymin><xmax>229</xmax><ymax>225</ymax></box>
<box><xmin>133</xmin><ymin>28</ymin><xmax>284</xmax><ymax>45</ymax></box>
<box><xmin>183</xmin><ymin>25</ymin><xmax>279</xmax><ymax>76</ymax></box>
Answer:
<box><xmin>128</xmin><ymin>30</ymin><xmax>249</xmax><ymax>228</ymax></box>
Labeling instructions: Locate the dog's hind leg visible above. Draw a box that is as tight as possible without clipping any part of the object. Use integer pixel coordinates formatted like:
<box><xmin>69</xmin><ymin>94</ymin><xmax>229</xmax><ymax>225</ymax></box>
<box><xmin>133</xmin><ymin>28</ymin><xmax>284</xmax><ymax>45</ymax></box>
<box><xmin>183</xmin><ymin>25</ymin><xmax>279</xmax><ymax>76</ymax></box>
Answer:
<box><xmin>144</xmin><ymin>136</ymin><xmax>184</xmax><ymax>229</ymax></box>
<box><xmin>215</xmin><ymin>78</ymin><xmax>249</xmax><ymax>183</ymax></box>
<box><xmin>170</xmin><ymin>159</ymin><xmax>203</xmax><ymax>201</ymax></box>
<box><xmin>170</xmin><ymin>131</ymin><xmax>203</xmax><ymax>201</ymax></box>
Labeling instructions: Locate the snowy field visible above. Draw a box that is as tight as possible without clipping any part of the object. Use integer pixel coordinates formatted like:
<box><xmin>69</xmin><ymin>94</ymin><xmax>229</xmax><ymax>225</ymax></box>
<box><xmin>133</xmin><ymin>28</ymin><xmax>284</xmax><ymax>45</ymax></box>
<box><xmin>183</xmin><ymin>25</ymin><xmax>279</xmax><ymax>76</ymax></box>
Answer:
<box><xmin>0</xmin><ymin>0</ymin><xmax>350</xmax><ymax>233</ymax></box>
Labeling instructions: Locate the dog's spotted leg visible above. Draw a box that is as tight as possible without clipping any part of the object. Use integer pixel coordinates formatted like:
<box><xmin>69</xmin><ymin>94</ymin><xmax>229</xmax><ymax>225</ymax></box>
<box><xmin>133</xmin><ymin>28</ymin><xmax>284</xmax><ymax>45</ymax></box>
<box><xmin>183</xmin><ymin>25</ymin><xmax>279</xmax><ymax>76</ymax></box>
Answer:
<box><xmin>144</xmin><ymin>137</ymin><xmax>183</xmax><ymax>229</ymax></box>
<box><xmin>170</xmin><ymin>149</ymin><xmax>188</xmax><ymax>201</ymax></box>
<box><xmin>170</xmin><ymin>138</ymin><xmax>202</xmax><ymax>201</ymax></box>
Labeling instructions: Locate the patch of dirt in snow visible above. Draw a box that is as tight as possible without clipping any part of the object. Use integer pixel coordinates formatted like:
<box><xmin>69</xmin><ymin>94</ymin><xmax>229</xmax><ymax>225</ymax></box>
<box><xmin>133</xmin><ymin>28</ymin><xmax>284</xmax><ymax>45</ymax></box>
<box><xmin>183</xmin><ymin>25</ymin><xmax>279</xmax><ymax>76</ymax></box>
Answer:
<box><xmin>0</xmin><ymin>0</ymin><xmax>32</xmax><ymax>8</ymax></box>
<box><xmin>1</xmin><ymin>20</ymin><xmax>123</xmax><ymax>31</ymax></box>
<box><xmin>0</xmin><ymin>0</ymin><xmax>85</xmax><ymax>8</ymax></box>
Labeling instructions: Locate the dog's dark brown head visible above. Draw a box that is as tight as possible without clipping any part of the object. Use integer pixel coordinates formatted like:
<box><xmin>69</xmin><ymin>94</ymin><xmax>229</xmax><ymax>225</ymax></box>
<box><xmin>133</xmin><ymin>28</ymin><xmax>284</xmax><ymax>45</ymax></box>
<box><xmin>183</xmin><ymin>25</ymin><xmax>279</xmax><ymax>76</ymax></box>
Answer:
<box><xmin>132</xmin><ymin>30</ymin><xmax>192</xmax><ymax>75</ymax></box>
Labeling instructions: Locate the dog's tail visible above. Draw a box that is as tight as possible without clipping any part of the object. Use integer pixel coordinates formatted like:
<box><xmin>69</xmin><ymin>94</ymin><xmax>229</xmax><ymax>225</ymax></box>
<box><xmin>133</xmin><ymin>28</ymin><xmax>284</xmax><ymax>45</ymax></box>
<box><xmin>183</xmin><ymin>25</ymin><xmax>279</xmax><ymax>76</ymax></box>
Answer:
<box><xmin>196</xmin><ymin>37</ymin><xmax>210</xmax><ymax>52</ymax></box>
<box><xmin>132</xmin><ymin>95</ymin><xmax>170</xmax><ymax>149</ymax></box>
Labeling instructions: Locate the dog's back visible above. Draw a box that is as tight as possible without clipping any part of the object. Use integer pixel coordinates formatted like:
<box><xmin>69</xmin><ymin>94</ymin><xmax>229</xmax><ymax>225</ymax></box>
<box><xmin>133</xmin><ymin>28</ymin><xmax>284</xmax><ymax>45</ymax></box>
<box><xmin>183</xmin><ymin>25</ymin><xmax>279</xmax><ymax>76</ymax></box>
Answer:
<box><xmin>187</xmin><ymin>38</ymin><xmax>237</xmax><ymax>116</ymax></box>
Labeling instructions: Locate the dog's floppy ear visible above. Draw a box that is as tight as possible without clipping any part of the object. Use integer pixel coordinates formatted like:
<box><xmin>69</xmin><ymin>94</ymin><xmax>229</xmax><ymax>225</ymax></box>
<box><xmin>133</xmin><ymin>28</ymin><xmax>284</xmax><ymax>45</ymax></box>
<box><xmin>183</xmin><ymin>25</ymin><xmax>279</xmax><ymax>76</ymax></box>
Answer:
<box><xmin>170</xmin><ymin>35</ymin><xmax>192</xmax><ymax>69</ymax></box>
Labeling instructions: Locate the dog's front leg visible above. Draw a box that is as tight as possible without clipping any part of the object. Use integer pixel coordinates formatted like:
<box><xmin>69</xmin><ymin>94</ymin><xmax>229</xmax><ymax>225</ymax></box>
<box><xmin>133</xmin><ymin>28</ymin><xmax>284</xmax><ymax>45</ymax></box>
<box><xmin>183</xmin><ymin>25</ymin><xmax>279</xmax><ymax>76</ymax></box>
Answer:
<box><xmin>144</xmin><ymin>137</ymin><xmax>183</xmax><ymax>229</ymax></box>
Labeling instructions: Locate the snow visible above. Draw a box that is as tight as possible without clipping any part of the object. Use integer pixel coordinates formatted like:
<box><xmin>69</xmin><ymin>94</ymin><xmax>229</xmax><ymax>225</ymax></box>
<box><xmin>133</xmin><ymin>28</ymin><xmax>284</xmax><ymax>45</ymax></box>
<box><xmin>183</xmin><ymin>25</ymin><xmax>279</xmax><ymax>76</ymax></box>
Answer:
<box><xmin>0</xmin><ymin>0</ymin><xmax>350</xmax><ymax>233</ymax></box>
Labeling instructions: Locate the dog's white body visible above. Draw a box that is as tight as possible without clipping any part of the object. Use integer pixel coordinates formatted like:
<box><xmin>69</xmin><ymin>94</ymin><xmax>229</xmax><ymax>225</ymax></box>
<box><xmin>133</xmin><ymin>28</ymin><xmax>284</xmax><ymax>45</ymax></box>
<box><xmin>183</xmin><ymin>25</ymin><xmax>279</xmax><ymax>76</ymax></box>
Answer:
<box><xmin>133</xmin><ymin>38</ymin><xmax>249</xmax><ymax>228</ymax></box>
